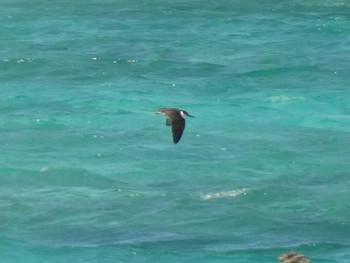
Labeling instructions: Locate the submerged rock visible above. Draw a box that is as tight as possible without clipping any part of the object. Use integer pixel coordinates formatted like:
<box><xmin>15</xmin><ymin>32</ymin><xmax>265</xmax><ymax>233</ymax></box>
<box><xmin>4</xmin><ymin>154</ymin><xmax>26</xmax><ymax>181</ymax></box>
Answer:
<box><xmin>279</xmin><ymin>251</ymin><xmax>310</xmax><ymax>263</ymax></box>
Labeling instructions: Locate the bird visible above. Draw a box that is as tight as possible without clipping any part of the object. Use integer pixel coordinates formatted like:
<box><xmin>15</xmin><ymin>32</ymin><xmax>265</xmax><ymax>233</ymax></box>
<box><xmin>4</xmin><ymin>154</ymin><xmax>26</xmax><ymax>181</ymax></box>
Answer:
<box><xmin>154</xmin><ymin>108</ymin><xmax>194</xmax><ymax>144</ymax></box>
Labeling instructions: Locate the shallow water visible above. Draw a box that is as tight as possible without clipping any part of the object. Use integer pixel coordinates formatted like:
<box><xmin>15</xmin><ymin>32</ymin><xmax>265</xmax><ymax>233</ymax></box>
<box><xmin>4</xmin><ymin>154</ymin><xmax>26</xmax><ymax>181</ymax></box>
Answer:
<box><xmin>1</xmin><ymin>0</ymin><xmax>350</xmax><ymax>262</ymax></box>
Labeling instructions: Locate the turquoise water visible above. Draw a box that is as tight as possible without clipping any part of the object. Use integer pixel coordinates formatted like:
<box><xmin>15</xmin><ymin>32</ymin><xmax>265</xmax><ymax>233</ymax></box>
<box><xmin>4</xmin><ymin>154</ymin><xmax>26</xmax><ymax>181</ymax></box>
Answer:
<box><xmin>1</xmin><ymin>0</ymin><xmax>350</xmax><ymax>262</ymax></box>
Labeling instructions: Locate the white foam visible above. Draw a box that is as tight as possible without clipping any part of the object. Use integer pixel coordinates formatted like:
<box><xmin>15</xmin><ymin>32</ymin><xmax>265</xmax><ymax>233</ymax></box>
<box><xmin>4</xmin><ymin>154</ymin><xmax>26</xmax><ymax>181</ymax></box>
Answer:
<box><xmin>40</xmin><ymin>167</ymin><xmax>49</xmax><ymax>172</ymax></box>
<box><xmin>269</xmin><ymin>95</ymin><xmax>305</xmax><ymax>103</ymax></box>
<box><xmin>201</xmin><ymin>188</ymin><xmax>248</xmax><ymax>200</ymax></box>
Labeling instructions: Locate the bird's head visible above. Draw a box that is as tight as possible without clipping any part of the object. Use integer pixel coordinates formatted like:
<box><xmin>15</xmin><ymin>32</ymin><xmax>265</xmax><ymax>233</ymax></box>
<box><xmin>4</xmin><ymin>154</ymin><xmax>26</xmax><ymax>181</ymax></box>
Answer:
<box><xmin>153</xmin><ymin>108</ymin><xmax>166</xmax><ymax>115</ymax></box>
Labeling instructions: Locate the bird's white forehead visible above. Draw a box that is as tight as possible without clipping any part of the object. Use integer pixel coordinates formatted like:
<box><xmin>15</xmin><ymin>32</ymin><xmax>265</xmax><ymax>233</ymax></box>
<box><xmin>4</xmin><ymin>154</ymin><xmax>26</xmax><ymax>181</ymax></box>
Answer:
<box><xmin>180</xmin><ymin>111</ymin><xmax>186</xmax><ymax>117</ymax></box>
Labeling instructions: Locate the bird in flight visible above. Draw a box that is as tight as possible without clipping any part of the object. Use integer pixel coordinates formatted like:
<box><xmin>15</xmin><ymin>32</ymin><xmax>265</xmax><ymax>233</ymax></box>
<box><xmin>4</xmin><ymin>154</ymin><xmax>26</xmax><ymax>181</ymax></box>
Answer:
<box><xmin>154</xmin><ymin>108</ymin><xmax>194</xmax><ymax>144</ymax></box>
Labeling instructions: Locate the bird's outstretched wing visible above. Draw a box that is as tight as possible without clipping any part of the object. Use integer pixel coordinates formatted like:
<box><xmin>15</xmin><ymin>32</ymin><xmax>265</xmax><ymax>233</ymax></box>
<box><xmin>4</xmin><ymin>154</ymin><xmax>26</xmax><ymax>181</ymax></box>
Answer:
<box><xmin>165</xmin><ymin>118</ymin><xmax>171</xmax><ymax>126</ymax></box>
<box><xmin>171</xmin><ymin>118</ymin><xmax>185</xmax><ymax>144</ymax></box>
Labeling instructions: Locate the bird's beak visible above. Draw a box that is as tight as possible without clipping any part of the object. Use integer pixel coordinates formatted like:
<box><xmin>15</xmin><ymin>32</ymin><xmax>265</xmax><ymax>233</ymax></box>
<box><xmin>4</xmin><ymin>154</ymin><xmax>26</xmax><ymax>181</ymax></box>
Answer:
<box><xmin>187</xmin><ymin>114</ymin><xmax>195</xmax><ymax>117</ymax></box>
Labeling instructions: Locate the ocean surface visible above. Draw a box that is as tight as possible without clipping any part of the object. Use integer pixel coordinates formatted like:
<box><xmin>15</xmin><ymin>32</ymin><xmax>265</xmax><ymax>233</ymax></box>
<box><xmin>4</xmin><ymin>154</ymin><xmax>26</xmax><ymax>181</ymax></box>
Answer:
<box><xmin>1</xmin><ymin>0</ymin><xmax>350</xmax><ymax>262</ymax></box>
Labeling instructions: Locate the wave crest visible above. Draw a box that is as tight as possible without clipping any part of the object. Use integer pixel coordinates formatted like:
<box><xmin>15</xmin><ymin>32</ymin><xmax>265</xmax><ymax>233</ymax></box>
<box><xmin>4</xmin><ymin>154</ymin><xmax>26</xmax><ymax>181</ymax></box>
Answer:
<box><xmin>201</xmin><ymin>188</ymin><xmax>248</xmax><ymax>200</ymax></box>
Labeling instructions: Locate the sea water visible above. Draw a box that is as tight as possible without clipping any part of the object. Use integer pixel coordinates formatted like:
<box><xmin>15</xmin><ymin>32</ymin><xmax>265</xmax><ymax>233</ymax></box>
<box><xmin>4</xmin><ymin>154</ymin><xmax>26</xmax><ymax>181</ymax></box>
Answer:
<box><xmin>1</xmin><ymin>0</ymin><xmax>350</xmax><ymax>262</ymax></box>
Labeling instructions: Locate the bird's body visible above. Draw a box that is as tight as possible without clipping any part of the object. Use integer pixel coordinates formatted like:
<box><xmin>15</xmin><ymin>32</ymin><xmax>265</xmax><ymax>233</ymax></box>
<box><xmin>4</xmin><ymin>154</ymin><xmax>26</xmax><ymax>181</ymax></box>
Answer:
<box><xmin>154</xmin><ymin>108</ymin><xmax>194</xmax><ymax>144</ymax></box>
